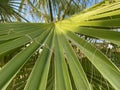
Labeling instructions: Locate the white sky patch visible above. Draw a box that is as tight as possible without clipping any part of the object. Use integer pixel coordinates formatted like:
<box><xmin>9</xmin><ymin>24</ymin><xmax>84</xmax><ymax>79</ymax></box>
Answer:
<box><xmin>107</xmin><ymin>44</ymin><xmax>113</xmax><ymax>49</ymax></box>
<box><xmin>39</xmin><ymin>49</ymin><xmax>43</xmax><ymax>53</ymax></box>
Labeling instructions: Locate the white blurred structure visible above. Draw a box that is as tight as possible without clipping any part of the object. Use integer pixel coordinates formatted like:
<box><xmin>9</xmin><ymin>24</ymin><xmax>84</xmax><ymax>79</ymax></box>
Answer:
<box><xmin>107</xmin><ymin>44</ymin><xmax>113</xmax><ymax>49</ymax></box>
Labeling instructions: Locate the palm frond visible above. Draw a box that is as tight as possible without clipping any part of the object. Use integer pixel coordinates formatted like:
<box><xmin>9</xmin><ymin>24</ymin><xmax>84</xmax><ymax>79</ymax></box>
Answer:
<box><xmin>0</xmin><ymin>1</ymin><xmax>120</xmax><ymax>90</ymax></box>
<box><xmin>0</xmin><ymin>0</ymin><xmax>28</xmax><ymax>22</ymax></box>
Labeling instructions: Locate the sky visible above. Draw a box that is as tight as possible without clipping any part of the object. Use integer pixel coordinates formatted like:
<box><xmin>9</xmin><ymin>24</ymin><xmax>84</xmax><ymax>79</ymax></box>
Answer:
<box><xmin>20</xmin><ymin>0</ymin><xmax>102</xmax><ymax>22</ymax></box>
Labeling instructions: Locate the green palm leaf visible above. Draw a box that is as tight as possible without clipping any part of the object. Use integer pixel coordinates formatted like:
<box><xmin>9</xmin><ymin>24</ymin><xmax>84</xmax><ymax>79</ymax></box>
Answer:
<box><xmin>0</xmin><ymin>1</ymin><xmax>120</xmax><ymax>90</ymax></box>
<box><xmin>0</xmin><ymin>0</ymin><xmax>28</xmax><ymax>22</ymax></box>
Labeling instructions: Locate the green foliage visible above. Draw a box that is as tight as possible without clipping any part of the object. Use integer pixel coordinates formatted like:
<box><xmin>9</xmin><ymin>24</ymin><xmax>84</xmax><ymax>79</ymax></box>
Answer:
<box><xmin>0</xmin><ymin>0</ymin><xmax>120</xmax><ymax>90</ymax></box>
<box><xmin>0</xmin><ymin>0</ymin><xmax>28</xmax><ymax>22</ymax></box>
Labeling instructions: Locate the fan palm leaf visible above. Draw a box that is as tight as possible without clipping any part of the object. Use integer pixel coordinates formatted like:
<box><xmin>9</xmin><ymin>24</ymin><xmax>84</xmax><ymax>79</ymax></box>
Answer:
<box><xmin>0</xmin><ymin>1</ymin><xmax>120</xmax><ymax>90</ymax></box>
<box><xmin>0</xmin><ymin>0</ymin><xmax>28</xmax><ymax>22</ymax></box>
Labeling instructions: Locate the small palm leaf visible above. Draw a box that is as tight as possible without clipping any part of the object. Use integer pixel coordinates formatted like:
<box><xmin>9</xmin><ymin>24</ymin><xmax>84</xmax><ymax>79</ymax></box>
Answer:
<box><xmin>0</xmin><ymin>1</ymin><xmax>120</xmax><ymax>90</ymax></box>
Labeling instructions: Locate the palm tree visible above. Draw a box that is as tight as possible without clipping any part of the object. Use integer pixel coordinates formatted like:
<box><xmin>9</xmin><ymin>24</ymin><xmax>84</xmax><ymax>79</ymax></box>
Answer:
<box><xmin>19</xmin><ymin>0</ymin><xmax>102</xmax><ymax>22</ymax></box>
<box><xmin>0</xmin><ymin>0</ymin><xmax>28</xmax><ymax>22</ymax></box>
<box><xmin>0</xmin><ymin>0</ymin><xmax>120</xmax><ymax>90</ymax></box>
